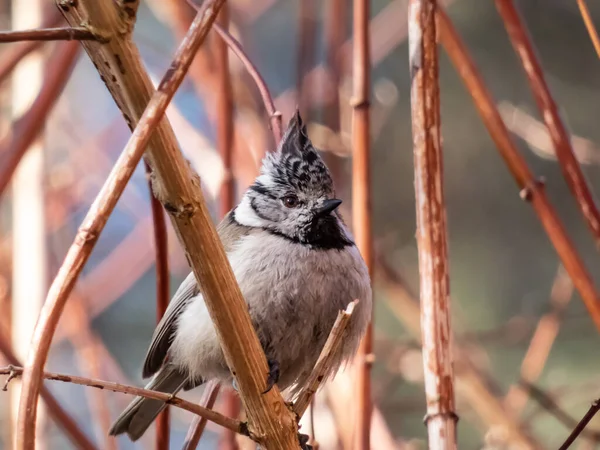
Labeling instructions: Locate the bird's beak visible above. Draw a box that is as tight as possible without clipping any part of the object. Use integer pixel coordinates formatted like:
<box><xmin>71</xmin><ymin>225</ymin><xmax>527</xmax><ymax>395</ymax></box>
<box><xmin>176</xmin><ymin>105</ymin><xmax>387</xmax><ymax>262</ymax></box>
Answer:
<box><xmin>314</xmin><ymin>198</ymin><xmax>342</xmax><ymax>217</ymax></box>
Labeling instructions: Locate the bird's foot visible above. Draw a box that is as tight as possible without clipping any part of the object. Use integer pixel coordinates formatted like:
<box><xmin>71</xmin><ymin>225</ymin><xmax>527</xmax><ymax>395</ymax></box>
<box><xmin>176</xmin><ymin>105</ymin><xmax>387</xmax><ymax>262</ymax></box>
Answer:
<box><xmin>262</xmin><ymin>358</ymin><xmax>280</xmax><ymax>394</ymax></box>
<box><xmin>298</xmin><ymin>433</ymin><xmax>313</xmax><ymax>450</ymax></box>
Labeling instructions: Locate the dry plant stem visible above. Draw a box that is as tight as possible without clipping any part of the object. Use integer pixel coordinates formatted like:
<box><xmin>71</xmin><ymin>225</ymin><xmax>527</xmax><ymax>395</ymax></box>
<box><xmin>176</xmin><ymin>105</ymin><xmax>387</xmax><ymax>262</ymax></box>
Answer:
<box><xmin>211</xmin><ymin>22</ymin><xmax>282</xmax><ymax>144</ymax></box>
<box><xmin>15</xmin><ymin>2</ymin><xmax>233</xmax><ymax>448</ymax></box>
<box><xmin>558</xmin><ymin>399</ymin><xmax>600</xmax><ymax>450</ymax></box>
<box><xmin>494</xmin><ymin>0</ymin><xmax>600</xmax><ymax>248</ymax></box>
<box><xmin>144</xmin><ymin>163</ymin><xmax>171</xmax><ymax>450</ymax></box>
<box><xmin>0</xmin><ymin>41</ymin><xmax>79</xmax><ymax>197</ymax></box>
<box><xmin>505</xmin><ymin>265</ymin><xmax>573</xmax><ymax>416</ymax></box>
<box><xmin>4</xmin><ymin>366</ymin><xmax>244</xmax><ymax>436</ymax></box>
<box><xmin>294</xmin><ymin>301</ymin><xmax>357</xmax><ymax>417</ymax></box>
<box><xmin>0</xmin><ymin>333</ymin><xmax>97</xmax><ymax>450</ymax></box>
<box><xmin>182</xmin><ymin>382</ymin><xmax>222</xmax><ymax>450</ymax></box>
<box><xmin>577</xmin><ymin>0</ymin><xmax>600</xmax><ymax>59</ymax></box>
<box><xmin>409</xmin><ymin>1</ymin><xmax>457</xmax><ymax>447</ymax></box>
<box><xmin>20</xmin><ymin>0</ymin><xmax>299</xmax><ymax>448</ymax></box>
<box><xmin>296</xmin><ymin>0</ymin><xmax>317</xmax><ymax>112</ymax></box>
<box><xmin>437</xmin><ymin>9</ymin><xmax>600</xmax><ymax>333</ymax></box>
<box><xmin>351</xmin><ymin>0</ymin><xmax>373</xmax><ymax>448</ymax></box>
<box><xmin>0</xmin><ymin>27</ymin><xmax>96</xmax><ymax>42</ymax></box>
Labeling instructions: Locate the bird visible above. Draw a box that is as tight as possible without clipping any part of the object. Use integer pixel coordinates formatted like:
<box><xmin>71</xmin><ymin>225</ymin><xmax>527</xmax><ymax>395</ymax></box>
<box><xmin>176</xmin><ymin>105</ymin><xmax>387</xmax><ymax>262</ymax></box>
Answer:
<box><xmin>109</xmin><ymin>110</ymin><xmax>372</xmax><ymax>443</ymax></box>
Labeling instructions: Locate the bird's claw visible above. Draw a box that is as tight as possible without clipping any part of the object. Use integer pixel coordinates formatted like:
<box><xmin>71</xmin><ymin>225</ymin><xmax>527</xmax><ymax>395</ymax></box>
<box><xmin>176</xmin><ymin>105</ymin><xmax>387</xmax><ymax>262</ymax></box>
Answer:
<box><xmin>298</xmin><ymin>433</ymin><xmax>313</xmax><ymax>450</ymax></box>
<box><xmin>262</xmin><ymin>358</ymin><xmax>280</xmax><ymax>394</ymax></box>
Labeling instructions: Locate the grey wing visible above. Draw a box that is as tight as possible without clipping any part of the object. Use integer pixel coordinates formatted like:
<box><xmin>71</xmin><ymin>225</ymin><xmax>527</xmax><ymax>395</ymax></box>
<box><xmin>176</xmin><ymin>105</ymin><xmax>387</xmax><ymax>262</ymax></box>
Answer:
<box><xmin>141</xmin><ymin>272</ymin><xmax>198</xmax><ymax>378</ymax></box>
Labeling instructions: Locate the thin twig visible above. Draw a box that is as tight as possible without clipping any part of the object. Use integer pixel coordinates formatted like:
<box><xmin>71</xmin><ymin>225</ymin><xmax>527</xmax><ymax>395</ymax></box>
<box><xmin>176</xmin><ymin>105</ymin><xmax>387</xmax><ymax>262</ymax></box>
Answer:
<box><xmin>3</xmin><ymin>365</ymin><xmax>245</xmax><ymax>436</ymax></box>
<box><xmin>0</xmin><ymin>41</ymin><xmax>79</xmax><ymax>197</ymax></box>
<box><xmin>0</xmin><ymin>333</ymin><xmax>97</xmax><ymax>450</ymax></box>
<box><xmin>576</xmin><ymin>0</ymin><xmax>600</xmax><ymax>59</ymax></box>
<box><xmin>296</xmin><ymin>0</ymin><xmax>317</xmax><ymax>113</ymax></box>
<box><xmin>558</xmin><ymin>399</ymin><xmax>600</xmax><ymax>450</ymax></box>
<box><xmin>182</xmin><ymin>382</ymin><xmax>222</xmax><ymax>450</ymax></box>
<box><xmin>294</xmin><ymin>301</ymin><xmax>357</xmax><ymax>418</ymax></box>
<box><xmin>211</xmin><ymin>22</ymin><xmax>282</xmax><ymax>145</ymax></box>
<box><xmin>351</xmin><ymin>0</ymin><xmax>373</xmax><ymax>448</ymax></box>
<box><xmin>437</xmin><ymin>8</ymin><xmax>600</xmax><ymax>333</ymax></box>
<box><xmin>145</xmin><ymin>162</ymin><xmax>171</xmax><ymax>450</ymax></box>
<box><xmin>494</xmin><ymin>0</ymin><xmax>600</xmax><ymax>248</ymax></box>
<box><xmin>16</xmin><ymin>2</ymin><xmax>228</xmax><ymax>447</ymax></box>
<box><xmin>409</xmin><ymin>1</ymin><xmax>457</xmax><ymax>447</ymax></box>
<box><xmin>0</xmin><ymin>27</ymin><xmax>97</xmax><ymax>42</ymax></box>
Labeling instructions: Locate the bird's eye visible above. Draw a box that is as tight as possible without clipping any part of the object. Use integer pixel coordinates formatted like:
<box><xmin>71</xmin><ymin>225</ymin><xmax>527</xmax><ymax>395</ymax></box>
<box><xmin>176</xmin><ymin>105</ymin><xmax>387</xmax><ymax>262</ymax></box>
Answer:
<box><xmin>282</xmin><ymin>195</ymin><xmax>299</xmax><ymax>208</ymax></box>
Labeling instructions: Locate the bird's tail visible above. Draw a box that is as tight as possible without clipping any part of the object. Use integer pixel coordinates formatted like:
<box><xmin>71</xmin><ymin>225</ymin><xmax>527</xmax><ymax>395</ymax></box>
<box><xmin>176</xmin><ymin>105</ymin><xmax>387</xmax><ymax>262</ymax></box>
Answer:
<box><xmin>109</xmin><ymin>365</ymin><xmax>188</xmax><ymax>441</ymax></box>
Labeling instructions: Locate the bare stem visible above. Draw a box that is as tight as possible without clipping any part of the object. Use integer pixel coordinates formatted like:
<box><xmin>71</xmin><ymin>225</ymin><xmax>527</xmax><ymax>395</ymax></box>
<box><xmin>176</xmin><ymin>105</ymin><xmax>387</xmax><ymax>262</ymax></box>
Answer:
<box><xmin>182</xmin><ymin>382</ymin><xmax>222</xmax><ymax>450</ymax></box>
<box><xmin>409</xmin><ymin>1</ymin><xmax>457</xmax><ymax>447</ymax></box>
<box><xmin>494</xmin><ymin>0</ymin><xmax>600</xmax><ymax>248</ymax></box>
<box><xmin>558</xmin><ymin>399</ymin><xmax>600</xmax><ymax>450</ymax></box>
<box><xmin>437</xmin><ymin>8</ymin><xmax>600</xmax><ymax>333</ymax></box>
<box><xmin>294</xmin><ymin>301</ymin><xmax>357</xmax><ymax>418</ymax></box>
<box><xmin>576</xmin><ymin>0</ymin><xmax>600</xmax><ymax>60</ymax></box>
<box><xmin>3</xmin><ymin>365</ymin><xmax>245</xmax><ymax>436</ymax></box>
<box><xmin>0</xmin><ymin>27</ymin><xmax>97</xmax><ymax>42</ymax></box>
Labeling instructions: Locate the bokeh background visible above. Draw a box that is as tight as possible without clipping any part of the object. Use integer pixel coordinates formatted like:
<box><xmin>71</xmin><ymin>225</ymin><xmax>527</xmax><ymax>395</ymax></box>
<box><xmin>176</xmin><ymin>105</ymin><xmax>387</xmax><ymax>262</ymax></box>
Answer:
<box><xmin>1</xmin><ymin>0</ymin><xmax>600</xmax><ymax>448</ymax></box>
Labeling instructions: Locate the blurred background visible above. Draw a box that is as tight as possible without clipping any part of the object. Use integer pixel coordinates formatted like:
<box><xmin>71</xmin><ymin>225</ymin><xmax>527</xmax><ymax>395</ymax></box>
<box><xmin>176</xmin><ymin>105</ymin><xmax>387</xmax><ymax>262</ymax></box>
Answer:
<box><xmin>1</xmin><ymin>0</ymin><xmax>600</xmax><ymax>448</ymax></box>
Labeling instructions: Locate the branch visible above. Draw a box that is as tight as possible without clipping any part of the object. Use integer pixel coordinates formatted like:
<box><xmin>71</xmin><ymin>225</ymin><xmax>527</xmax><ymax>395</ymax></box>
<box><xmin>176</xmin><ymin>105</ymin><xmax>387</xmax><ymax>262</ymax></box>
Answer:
<box><xmin>351</xmin><ymin>0</ymin><xmax>373</xmax><ymax>448</ymax></box>
<box><xmin>0</xmin><ymin>27</ymin><xmax>97</xmax><ymax>42</ymax></box>
<box><xmin>211</xmin><ymin>22</ymin><xmax>282</xmax><ymax>144</ymax></box>
<box><xmin>0</xmin><ymin>332</ymin><xmax>97</xmax><ymax>450</ymax></box>
<box><xmin>18</xmin><ymin>0</ymin><xmax>300</xmax><ymax>448</ymax></box>
<box><xmin>576</xmin><ymin>0</ymin><xmax>600</xmax><ymax>60</ymax></box>
<box><xmin>182</xmin><ymin>382</ymin><xmax>222</xmax><ymax>450</ymax></box>
<box><xmin>437</xmin><ymin>8</ymin><xmax>600</xmax><ymax>334</ymax></box>
<box><xmin>559</xmin><ymin>399</ymin><xmax>600</xmax><ymax>450</ymax></box>
<box><xmin>409</xmin><ymin>1</ymin><xmax>457</xmax><ymax>447</ymax></box>
<box><xmin>0</xmin><ymin>41</ymin><xmax>79</xmax><ymax>197</ymax></box>
<box><xmin>3</xmin><ymin>365</ymin><xmax>245</xmax><ymax>436</ymax></box>
<box><xmin>494</xmin><ymin>0</ymin><xmax>600</xmax><ymax>248</ymax></box>
<box><xmin>294</xmin><ymin>301</ymin><xmax>357</xmax><ymax>417</ymax></box>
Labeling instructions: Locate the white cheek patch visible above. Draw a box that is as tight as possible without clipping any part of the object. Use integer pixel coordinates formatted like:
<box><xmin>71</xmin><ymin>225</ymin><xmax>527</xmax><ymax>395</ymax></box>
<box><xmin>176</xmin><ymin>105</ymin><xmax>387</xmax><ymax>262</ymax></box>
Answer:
<box><xmin>234</xmin><ymin>195</ymin><xmax>271</xmax><ymax>228</ymax></box>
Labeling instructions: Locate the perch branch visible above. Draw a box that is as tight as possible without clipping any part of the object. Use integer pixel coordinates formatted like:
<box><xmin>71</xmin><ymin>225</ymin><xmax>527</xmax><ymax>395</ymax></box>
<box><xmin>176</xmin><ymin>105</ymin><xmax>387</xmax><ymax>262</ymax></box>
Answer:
<box><xmin>0</xmin><ymin>41</ymin><xmax>79</xmax><ymax>197</ymax></box>
<box><xmin>351</xmin><ymin>0</ymin><xmax>373</xmax><ymax>448</ymax></box>
<box><xmin>409</xmin><ymin>1</ymin><xmax>457</xmax><ymax>447</ymax></box>
<box><xmin>182</xmin><ymin>382</ymin><xmax>222</xmax><ymax>450</ymax></box>
<box><xmin>17</xmin><ymin>0</ymin><xmax>300</xmax><ymax>448</ymax></box>
<box><xmin>558</xmin><ymin>399</ymin><xmax>600</xmax><ymax>450</ymax></box>
<box><xmin>4</xmin><ymin>366</ymin><xmax>245</xmax><ymax>436</ymax></box>
<box><xmin>437</xmin><ymin>8</ymin><xmax>600</xmax><ymax>333</ymax></box>
<box><xmin>576</xmin><ymin>0</ymin><xmax>600</xmax><ymax>59</ymax></box>
<box><xmin>294</xmin><ymin>301</ymin><xmax>357</xmax><ymax>418</ymax></box>
<box><xmin>0</xmin><ymin>27</ymin><xmax>97</xmax><ymax>42</ymax></box>
<box><xmin>0</xmin><ymin>332</ymin><xmax>97</xmax><ymax>450</ymax></box>
<box><xmin>494</xmin><ymin>0</ymin><xmax>600</xmax><ymax>248</ymax></box>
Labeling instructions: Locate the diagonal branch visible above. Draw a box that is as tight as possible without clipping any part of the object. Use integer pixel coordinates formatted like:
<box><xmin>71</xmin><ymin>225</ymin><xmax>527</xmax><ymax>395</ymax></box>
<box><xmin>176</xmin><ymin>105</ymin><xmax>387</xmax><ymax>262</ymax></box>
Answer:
<box><xmin>0</xmin><ymin>27</ymin><xmax>97</xmax><ymax>42</ymax></box>
<box><xmin>559</xmin><ymin>399</ymin><xmax>600</xmax><ymax>450</ymax></box>
<box><xmin>494</xmin><ymin>0</ymin><xmax>600</xmax><ymax>248</ymax></box>
<box><xmin>182</xmin><ymin>382</ymin><xmax>222</xmax><ymax>450</ymax></box>
<box><xmin>3</xmin><ymin>365</ymin><xmax>245</xmax><ymax>436</ymax></box>
<box><xmin>576</xmin><ymin>0</ymin><xmax>600</xmax><ymax>60</ymax></box>
<box><xmin>293</xmin><ymin>301</ymin><xmax>357</xmax><ymax>418</ymax></box>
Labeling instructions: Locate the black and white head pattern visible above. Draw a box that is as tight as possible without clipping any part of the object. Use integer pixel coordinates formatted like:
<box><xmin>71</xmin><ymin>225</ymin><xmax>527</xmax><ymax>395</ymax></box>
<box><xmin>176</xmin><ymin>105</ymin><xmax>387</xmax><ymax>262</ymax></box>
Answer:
<box><xmin>234</xmin><ymin>110</ymin><xmax>354</xmax><ymax>250</ymax></box>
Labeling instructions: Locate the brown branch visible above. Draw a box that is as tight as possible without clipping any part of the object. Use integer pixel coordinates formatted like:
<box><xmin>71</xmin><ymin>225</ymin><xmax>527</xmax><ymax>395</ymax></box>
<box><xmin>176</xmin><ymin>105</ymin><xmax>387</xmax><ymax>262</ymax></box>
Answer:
<box><xmin>0</xmin><ymin>41</ymin><xmax>79</xmax><ymax>197</ymax></box>
<box><xmin>211</xmin><ymin>22</ymin><xmax>282</xmax><ymax>145</ymax></box>
<box><xmin>294</xmin><ymin>301</ymin><xmax>357</xmax><ymax>418</ymax></box>
<box><xmin>409</xmin><ymin>0</ymin><xmax>457</xmax><ymax>446</ymax></box>
<box><xmin>182</xmin><ymin>382</ymin><xmax>222</xmax><ymax>450</ymax></box>
<box><xmin>0</xmin><ymin>331</ymin><xmax>97</xmax><ymax>450</ymax></box>
<box><xmin>296</xmin><ymin>0</ymin><xmax>317</xmax><ymax>112</ymax></box>
<box><xmin>145</xmin><ymin>162</ymin><xmax>171</xmax><ymax>450</ymax></box>
<box><xmin>17</xmin><ymin>0</ymin><xmax>300</xmax><ymax>449</ymax></box>
<box><xmin>559</xmin><ymin>399</ymin><xmax>600</xmax><ymax>450</ymax></box>
<box><xmin>437</xmin><ymin>8</ymin><xmax>600</xmax><ymax>333</ymax></box>
<box><xmin>0</xmin><ymin>27</ymin><xmax>97</xmax><ymax>42</ymax></box>
<box><xmin>576</xmin><ymin>0</ymin><xmax>600</xmax><ymax>59</ymax></box>
<box><xmin>4</xmin><ymin>365</ymin><xmax>245</xmax><ymax>436</ymax></box>
<box><xmin>494</xmin><ymin>0</ymin><xmax>600</xmax><ymax>248</ymax></box>
<box><xmin>504</xmin><ymin>265</ymin><xmax>573</xmax><ymax>416</ymax></box>
<box><xmin>351</xmin><ymin>0</ymin><xmax>373</xmax><ymax>448</ymax></box>
<box><xmin>15</xmin><ymin>2</ymin><xmax>227</xmax><ymax>447</ymax></box>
